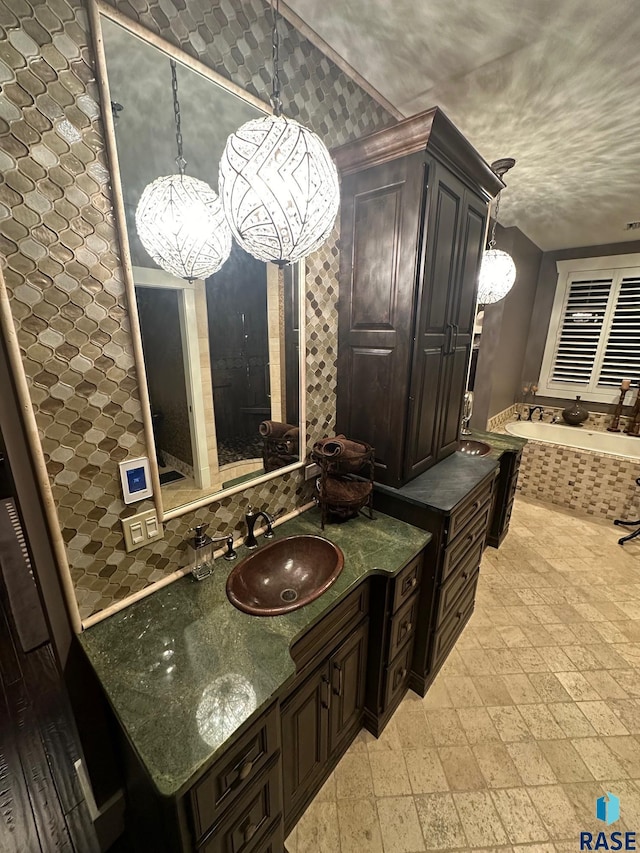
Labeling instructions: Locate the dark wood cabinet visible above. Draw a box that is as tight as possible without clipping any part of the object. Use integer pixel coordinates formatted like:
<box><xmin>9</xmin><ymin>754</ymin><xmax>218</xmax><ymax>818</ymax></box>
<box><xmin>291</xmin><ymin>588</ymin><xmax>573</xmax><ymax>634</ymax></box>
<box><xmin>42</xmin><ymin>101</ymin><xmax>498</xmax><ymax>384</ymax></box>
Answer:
<box><xmin>365</xmin><ymin>552</ymin><xmax>432</xmax><ymax>735</ymax></box>
<box><xmin>329</xmin><ymin>621</ymin><xmax>368</xmax><ymax>754</ymax></box>
<box><xmin>281</xmin><ymin>663</ymin><xmax>329</xmax><ymax>825</ymax></box>
<box><xmin>487</xmin><ymin>449</ymin><xmax>523</xmax><ymax>548</ymax></box>
<box><xmin>374</xmin><ymin>467</ymin><xmax>498</xmax><ymax>694</ymax></box>
<box><xmin>282</xmin><ymin>614</ymin><xmax>369</xmax><ymax>832</ymax></box>
<box><xmin>334</xmin><ymin>108</ymin><xmax>503</xmax><ymax>488</ymax></box>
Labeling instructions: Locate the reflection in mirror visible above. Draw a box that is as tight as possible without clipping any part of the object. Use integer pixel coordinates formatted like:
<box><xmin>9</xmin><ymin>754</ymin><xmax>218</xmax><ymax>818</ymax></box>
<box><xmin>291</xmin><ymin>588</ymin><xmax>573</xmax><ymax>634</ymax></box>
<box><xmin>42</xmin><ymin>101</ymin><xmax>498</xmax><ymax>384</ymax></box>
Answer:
<box><xmin>99</xmin><ymin>12</ymin><xmax>303</xmax><ymax>513</ymax></box>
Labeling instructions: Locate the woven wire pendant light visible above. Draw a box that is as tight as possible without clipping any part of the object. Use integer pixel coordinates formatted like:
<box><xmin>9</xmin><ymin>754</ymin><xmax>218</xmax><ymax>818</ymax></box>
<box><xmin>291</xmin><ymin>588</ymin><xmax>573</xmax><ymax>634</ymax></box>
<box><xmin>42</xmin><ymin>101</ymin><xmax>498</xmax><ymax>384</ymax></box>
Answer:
<box><xmin>135</xmin><ymin>60</ymin><xmax>231</xmax><ymax>281</ymax></box>
<box><xmin>218</xmin><ymin>0</ymin><xmax>339</xmax><ymax>266</ymax></box>
<box><xmin>477</xmin><ymin>248</ymin><xmax>517</xmax><ymax>305</ymax></box>
<box><xmin>477</xmin><ymin>158</ymin><xmax>517</xmax><ymax>305</ymax></box>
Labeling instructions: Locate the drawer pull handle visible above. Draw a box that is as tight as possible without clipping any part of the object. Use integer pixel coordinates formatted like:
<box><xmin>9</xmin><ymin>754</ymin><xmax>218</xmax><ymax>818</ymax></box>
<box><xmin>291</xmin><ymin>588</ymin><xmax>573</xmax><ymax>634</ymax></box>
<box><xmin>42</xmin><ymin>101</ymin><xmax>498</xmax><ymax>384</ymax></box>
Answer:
<box><xmin>410</xmin><ymin>576</ymin><xmax>418</xmax><ymax>588</ymax></box>
<box><xmin>244</xmin><ymin>823</ymin><xmax>257</xmax><ymax>843</ymax></box>
<box><xmin>462</xmin><ymin>572</ymin><xmax>469</xmax><ymax>581</ymax></box>
<box><xmin>456</xmin><ymin>610</ymin><xmax>463</xmax><ymax>619</ymax></box>
<box><xmin>473</xmin><ymin>500</ymin><xmax>481</xmax><ymax>510</ymax></box>
<box><xmin>321</xmin><ymin>675</ymin><xmax>331</xmax><ymax>710</ymax></box>
<box><xmin>333</xmin><ymin>662</ymin><xmax>343</xmax><ymax>697</ymax></box>
<box><xmin>238</xmin><ymin>759</ymin><xmax>254</xmax><ymax>781</ymax></box>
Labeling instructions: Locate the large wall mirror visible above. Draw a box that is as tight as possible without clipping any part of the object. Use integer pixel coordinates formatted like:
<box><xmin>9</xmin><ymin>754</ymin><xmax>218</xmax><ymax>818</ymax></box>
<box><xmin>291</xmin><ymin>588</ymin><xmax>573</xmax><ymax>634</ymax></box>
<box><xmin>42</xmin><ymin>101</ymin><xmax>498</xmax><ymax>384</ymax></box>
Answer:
<box><xmin>91</xmin><ymin>3</ymin><xmax>305</xmax><ymax>517</ymax></box>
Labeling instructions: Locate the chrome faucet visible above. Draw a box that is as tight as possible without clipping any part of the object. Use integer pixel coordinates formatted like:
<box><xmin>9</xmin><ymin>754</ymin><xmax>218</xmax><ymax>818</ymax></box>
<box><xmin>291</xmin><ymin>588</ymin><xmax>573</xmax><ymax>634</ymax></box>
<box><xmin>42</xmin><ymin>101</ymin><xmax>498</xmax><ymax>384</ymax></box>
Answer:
<box><xmin>245</xmin><ymin>506</ymin><xmax>275</xmax><ymax>549</ymax></box>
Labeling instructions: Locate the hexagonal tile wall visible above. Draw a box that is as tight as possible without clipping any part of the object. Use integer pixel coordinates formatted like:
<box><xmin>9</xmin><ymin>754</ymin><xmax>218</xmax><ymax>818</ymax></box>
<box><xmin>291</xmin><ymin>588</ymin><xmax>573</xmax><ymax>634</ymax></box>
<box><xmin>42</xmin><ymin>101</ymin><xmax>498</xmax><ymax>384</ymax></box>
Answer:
<box><xmin>0</xmin><ymin>0</ymin><xmax>393</xmax><ymax>621</ymax></box>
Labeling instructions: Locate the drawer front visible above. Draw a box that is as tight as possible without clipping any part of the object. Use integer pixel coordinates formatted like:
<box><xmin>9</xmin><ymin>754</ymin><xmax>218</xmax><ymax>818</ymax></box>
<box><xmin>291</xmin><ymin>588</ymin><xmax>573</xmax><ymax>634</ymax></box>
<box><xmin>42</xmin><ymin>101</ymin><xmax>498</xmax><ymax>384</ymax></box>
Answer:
<box><xmin>391</xmin><ymin>553</ymin><xmax>422</xmax><ymax>613</ymax></box>
<box><xmin>200</xmin><ymin>758</ymin><xmax>282</xmax><ymax>853</ymax></box>
<box><xmin>441</xmin><ymin>500</ymin><xmax>491</xmax><ymax>584</ymax></box>
<box><xmin>383</xmin><ymin>641</ymin><xmax>413</xmax><ymax>709</ymax></box>
<box><xmin>192</xmin><ymin>704</ymin><xmax>279</xmax><ymax>841</ymax></box>
<box><xmin>430</xmin><ymin>573</ymin><xmax>478</xmax><ymax>672</ymax></box>
<box><xmin>388</xmin><ymin>593</ymin><xmax>420</xmax><ymax>661</ymax></box>
<box><xmin>437</xmin><ymin>550</ymin><xmax>481</xmax><ymax>625</ymax></box>
<box><xmin>447</xmin><ymin>473</ymin><xmax>496</xmax><ymax>544</ymax></box>
<box><xmin>291</xmin><ymin>583</ymin><xmax>369</xmax><ymax>672</ymax></box>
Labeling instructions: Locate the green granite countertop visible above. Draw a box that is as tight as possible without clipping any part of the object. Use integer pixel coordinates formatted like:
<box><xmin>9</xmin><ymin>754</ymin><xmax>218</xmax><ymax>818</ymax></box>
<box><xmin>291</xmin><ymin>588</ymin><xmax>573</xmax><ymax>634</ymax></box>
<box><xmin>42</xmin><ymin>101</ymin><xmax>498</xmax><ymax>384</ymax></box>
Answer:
<box><xmin>79</xmin><ymin>508</ymin><xmax>430</xmax><ymax>799</ymax></box>
<box><xmin>470</xmin><ymin>427</ymin><xmax>527</xmax><ymax>460</ymax></box>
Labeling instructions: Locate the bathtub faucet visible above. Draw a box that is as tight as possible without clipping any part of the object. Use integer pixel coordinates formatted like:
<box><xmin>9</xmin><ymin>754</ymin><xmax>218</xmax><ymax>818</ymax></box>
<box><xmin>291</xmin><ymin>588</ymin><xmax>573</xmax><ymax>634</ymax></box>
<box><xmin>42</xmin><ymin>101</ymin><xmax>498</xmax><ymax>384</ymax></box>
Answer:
<box><xmin>527</xmin><ymin>405</ymin><xmax>544</xmax><ymax>421</ymax></box>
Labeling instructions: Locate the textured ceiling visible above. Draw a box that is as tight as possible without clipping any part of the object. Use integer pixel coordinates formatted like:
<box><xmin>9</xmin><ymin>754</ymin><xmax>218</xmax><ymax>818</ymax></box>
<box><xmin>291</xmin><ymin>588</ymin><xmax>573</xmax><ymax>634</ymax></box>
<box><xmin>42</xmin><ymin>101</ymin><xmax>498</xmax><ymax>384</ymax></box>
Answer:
<box><xmin>286</xmin><ymin>0</ymin><xmax>640</xmax><ymax>251</ymax></box>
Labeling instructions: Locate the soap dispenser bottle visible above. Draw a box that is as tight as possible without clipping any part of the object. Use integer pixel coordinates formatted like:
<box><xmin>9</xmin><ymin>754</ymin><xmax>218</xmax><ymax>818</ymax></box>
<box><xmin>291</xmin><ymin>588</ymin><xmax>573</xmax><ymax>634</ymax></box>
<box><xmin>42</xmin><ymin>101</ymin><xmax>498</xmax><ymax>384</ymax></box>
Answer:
<box><xmin>186</xmin><ymin>523</ymin><xmax>215</xmax><ymax>581</ymax></box>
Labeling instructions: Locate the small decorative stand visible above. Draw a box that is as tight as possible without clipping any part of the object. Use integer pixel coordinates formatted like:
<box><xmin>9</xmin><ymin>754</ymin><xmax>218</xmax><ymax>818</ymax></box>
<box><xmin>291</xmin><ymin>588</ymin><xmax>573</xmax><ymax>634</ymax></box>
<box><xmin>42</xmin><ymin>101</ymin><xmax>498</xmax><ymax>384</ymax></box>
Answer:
<box><xmin>607</xmin><ymin>386</ymin><xmax>629</xmax><ymax>432</ymax></box>
<box><xmin>312</xmin><ymin>438</ymin><xmax>375</xmax><ymax>530</ymax></box>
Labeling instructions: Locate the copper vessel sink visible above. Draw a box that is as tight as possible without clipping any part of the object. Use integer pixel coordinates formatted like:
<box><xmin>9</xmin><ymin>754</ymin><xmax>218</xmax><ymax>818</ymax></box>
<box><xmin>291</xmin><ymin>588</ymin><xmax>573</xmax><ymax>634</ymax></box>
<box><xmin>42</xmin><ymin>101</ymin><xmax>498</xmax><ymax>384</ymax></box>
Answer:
<box><xmin>226</xmin><ymin>535</ymin><xmax>345</xmax><ymax>616</ymax></box>
<box><xmin>457</xmin><ymin>439</ymin><xmax>492</xmax><ymax>457</ymax></box>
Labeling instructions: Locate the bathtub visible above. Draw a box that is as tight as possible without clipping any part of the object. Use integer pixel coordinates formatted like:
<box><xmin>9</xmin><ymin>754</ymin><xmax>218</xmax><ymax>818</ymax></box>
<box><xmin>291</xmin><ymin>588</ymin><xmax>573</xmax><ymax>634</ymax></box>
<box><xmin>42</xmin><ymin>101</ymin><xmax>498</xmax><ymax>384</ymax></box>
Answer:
<box><xmin>506</xmin><ymin>420</ymin><xmax>640</xmax><ymax>461</ymax></box>
<box><xmin>504</xmin><ymin>418</ymin><xmax>640</xmax><ymax>521</ymax></box>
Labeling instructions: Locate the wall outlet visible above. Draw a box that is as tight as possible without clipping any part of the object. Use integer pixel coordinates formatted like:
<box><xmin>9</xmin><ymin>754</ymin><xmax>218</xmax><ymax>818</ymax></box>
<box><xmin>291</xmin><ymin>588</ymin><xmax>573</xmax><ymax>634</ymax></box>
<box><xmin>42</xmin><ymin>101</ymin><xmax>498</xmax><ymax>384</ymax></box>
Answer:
<box><xmin>122</xmin><ymin>509</ymin><xmax>163</xmax><ymax>552</ymax></box>
<box><xmin>304</xmin><ymin>462</ymin><xmax>321</xmax><ymax>480</ymax></box>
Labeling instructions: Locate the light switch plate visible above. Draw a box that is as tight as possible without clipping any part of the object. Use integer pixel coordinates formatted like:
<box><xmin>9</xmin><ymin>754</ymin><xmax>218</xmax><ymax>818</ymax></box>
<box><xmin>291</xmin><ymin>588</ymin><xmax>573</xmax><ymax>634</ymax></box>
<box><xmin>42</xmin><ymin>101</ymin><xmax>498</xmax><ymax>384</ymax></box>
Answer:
<box><xmin>122</xmin><ymin>509</ymin><xmax>163</xmax><ymax>552</ymax></box>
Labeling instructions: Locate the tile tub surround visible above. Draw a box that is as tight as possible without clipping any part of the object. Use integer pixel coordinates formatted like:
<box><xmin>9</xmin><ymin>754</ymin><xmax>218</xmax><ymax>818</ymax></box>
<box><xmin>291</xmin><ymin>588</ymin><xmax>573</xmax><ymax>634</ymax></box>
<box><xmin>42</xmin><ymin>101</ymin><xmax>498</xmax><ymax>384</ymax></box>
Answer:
<box><xmin>78</xmin><ymin>508</ymin><xmax>430</xmax><ymax>797</ymax></box>
<box><xmin>286</xmin><ymin>496</ymin><xmax>640</xmax><ymax>853</ymax></box>
<box><xmin>0</xmin><ymin>0</ymin><xmax>394</xmax><ymax>621</ymax></box>
<box><xmin>489</xmin><ymin>403</ymin><xmax>636</xmax><ymax>434</ymax></box>
<box><xmin>488</xmin><ymin>408</ymin><xmax>640</xmax><ymax>523</ymax></box>
<box><xmin>516</xmin><ymin>438</ymin><xmax>640</xmax><ymax>523</ymax></box>
<box><xmin>487</xmin><ymin>404</ymin><xmax>519</xmax><ymax>432</ymax></box>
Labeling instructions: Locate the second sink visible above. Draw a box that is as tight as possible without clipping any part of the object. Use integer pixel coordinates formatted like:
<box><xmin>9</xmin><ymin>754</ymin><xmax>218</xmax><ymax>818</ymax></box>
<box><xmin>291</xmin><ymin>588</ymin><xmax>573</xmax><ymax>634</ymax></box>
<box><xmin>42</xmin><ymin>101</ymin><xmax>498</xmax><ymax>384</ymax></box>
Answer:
<box><xmin>226</xmin><ymin>535</ymin><xmax>345</xmax><ymax>616</ymax></box>
<box><xmin>457</xmin><ymin>439</ymin><xmax>491</xmax><ymax>457</ymax></box>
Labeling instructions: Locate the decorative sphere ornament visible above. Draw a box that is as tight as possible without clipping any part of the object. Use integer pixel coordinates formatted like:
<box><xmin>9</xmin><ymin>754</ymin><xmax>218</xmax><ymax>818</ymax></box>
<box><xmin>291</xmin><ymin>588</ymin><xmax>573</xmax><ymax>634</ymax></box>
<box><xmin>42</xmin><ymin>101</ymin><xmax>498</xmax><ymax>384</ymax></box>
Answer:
<box><xmin>135</xmin><ymin>174</ymin><xmax>231</xmax><ymax>280</ymax></box>
<box><xmin>477</xmin><ymin>248</ymin><xmax>517</xmax><ymax>304</ymax></box>
<box><xmin>218</xmin><ymin>115</ymin><xmax>340</xmax><ymax>265</ymax></box>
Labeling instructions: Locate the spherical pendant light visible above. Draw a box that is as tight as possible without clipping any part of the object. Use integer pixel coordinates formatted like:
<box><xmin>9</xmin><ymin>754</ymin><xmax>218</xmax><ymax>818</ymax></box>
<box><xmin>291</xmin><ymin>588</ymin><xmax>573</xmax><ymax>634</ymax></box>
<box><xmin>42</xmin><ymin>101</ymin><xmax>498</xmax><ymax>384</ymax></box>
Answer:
<box><xmin>218</xmin><ymin>114</ymin><xmax>339</xmax><ymax>265</ymax></box>
<box><xmin>134</xmin><ymin>58</ymin><xmax>231</xmax><ymax>281</ymax></box>
<box><xmin>477</xmin><ymin>248</ymin><xmax>517</xmax><ymax>304</ymax></box>
<box><xmin>477</xmin><ymin>157</ymin><xmax>517</xmax><ymax>305</ymax></box>
<box><xmin>135</xmin><ymin>174</ymin><xmax>231</xmax><ymax>280</ymax></box>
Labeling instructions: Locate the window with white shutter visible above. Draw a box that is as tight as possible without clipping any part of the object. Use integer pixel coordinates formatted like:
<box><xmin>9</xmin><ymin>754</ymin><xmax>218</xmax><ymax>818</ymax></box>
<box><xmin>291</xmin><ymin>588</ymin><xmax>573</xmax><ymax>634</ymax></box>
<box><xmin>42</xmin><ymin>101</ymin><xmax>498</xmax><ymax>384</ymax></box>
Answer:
<box><xmin>539</xmin><ymin>254</ymin><xmax>640</xmax><ymax>403</ymax></box>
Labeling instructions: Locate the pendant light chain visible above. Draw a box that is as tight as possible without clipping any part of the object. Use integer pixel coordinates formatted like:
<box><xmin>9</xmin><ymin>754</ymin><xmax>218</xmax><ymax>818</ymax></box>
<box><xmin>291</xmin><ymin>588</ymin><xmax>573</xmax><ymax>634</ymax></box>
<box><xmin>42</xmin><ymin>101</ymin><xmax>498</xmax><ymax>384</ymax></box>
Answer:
<box><xmin>270</xmin><ymin>0</ymin><xmax>283</xmax><ymax>117</ymax></box>
<box><xmin>171</xmin><ymin>58</ymin><xmax>187</xmax><ymax>175</ymax></box>
<box><xmin>488</xmin><ymin>191</ymin><xmax>501</xmax><ymax>249</ymax></box>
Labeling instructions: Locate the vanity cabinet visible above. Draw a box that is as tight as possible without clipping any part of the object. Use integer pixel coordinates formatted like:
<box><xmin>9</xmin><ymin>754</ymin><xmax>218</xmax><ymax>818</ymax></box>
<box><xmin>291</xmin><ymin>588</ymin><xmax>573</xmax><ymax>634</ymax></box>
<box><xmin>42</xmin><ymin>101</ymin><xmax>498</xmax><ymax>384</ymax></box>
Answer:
<box><xmin>374</xmin><ymin>465</ymin><xmax>498</xmax><ymax>693</ymax></box>
<box><xmin>487</xmin><ymin>448</ymin><xmax>523</xmax><ymax>548</ymax></box>
<box><xmin>282</xmin><ymin>619</ymin><xmax>368</xmax><ymax>830</ymax></box>
<box><xmin>365</xmin><ymin>552</ymin><xmax>432</xmax><ymax>735</ymax></box>
<box><xmin>333</xmin><ymin>108</ymin><xmax>504</xmax><ymax>488</ymax></box>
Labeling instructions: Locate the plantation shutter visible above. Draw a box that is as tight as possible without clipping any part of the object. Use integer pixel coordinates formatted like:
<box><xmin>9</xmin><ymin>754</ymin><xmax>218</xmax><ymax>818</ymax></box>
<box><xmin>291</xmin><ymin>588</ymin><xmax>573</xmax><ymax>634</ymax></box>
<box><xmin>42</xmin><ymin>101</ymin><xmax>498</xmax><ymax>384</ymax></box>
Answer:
<box><xmin>596</xmin><ymin>274</ymin><xmax>640</xmax><ymax>387</ymax></box>
<box><xmin>550</xmin><ymin>276</ymin><xmax>613</xmax><ymax>385</ymax></box>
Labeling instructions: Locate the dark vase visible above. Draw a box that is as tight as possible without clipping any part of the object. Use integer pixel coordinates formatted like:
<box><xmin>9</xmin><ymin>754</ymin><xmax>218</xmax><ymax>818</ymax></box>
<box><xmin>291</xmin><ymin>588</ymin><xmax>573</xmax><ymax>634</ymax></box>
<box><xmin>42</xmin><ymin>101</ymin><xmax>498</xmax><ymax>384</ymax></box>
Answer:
<box><xmin>562</xmin><ymin>395</ymin><xmax>589</xmax><ymax>426</ymax></box>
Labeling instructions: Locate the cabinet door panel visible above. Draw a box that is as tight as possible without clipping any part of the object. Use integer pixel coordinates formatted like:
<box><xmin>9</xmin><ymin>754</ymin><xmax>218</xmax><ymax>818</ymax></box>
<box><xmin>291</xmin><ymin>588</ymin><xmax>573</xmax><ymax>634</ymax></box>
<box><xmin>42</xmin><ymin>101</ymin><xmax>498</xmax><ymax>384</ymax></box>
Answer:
<box><xmin>418</xmin><ymin>163</ymin><xmax>464</xmax><ymax>337</ymax></box>
<box><xmin>329</xmin><ymin>620</ymin><xmax>368</xmax><ymax>756</ymax></box>
<box><xmin>404</xmin><ymin>345</ymin><xmax>446</xmax><ymax>478</ymax></box>
<box><xmin>437</xmin><ymin>345</ymin><xmax>469</xmax><ymax>460</ymax></box>
<box><xmin>455</xmin><ymin>191</ymin><xmax>488</xmax><ymax>335</ymax></box>
<box><xmin>281</xmin><ymin>665</ymin><xmax>328</xmax><ymax>821</ymax></box>
<box><xmin>337</xmin><ymin>153</ymin><xmax>427</xmax><ymax>485</ymax></box>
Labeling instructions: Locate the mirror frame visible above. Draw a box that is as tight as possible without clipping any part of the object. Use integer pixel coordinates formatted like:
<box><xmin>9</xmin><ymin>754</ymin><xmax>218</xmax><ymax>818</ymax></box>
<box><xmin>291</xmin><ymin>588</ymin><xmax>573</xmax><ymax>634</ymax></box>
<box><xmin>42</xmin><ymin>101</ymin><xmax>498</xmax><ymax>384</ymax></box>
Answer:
<box><xmin>88</xmin><ymin>0</ymin><xmax>307</xmax><ymax>521</ymax></box>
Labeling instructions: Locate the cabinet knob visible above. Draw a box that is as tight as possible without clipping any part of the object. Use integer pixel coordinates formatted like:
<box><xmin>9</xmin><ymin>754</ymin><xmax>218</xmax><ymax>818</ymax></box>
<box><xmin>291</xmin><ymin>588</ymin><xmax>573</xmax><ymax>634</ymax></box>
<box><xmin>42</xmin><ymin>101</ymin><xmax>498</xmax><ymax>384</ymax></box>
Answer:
<box><xmin>244</xmin><ymin>823</ymin><xmax>257</xmax><ymax>843</ymax></box>
<box><xmin>462</xmin><ymin>571</ymin><xmax>469</xmax><ymax>581</ymax></box>
<box><xmin>473</xmin><ymin>500</ymin><xmax>481</xmax><ymax>510</ymax></box>
<box><xmin>410</xmin><ymin>576</ymin><xmax>418</xmax><ymax>588</ymax></box>
<box><xmin>456</xmin><ymin>610</ymin><xmax>463</xmax><ymax>619</ymax></box>
<box><xmin>238</xmin><ymin>759</ymin><xmax>254</xmax><ymax>781</ymax></box>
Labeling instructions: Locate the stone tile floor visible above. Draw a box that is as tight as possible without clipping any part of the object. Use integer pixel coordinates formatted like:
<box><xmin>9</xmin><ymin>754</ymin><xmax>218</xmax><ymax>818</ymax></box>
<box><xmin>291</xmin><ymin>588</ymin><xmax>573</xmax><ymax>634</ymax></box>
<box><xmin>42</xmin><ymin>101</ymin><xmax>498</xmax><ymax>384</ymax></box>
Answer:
<box><xmin>285</xmin><ymin>496</ymin><xmax>640</xmax><ymax>852</ymax></box>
